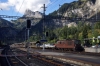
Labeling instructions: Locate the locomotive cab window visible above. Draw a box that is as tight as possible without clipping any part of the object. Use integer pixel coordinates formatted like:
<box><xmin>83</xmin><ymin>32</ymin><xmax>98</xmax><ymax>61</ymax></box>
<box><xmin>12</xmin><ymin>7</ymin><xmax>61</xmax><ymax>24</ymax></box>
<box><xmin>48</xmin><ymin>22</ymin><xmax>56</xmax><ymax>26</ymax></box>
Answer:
<box><xmin>74</xmin><ymin>40</ymin><xmax>81</xmax><ymax>44</ymax></box>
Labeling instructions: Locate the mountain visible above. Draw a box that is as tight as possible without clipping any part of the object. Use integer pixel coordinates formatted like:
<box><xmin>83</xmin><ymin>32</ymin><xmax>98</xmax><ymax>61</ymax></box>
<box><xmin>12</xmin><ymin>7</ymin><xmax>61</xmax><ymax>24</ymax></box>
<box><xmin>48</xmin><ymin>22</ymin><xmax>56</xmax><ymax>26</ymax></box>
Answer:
<box><xmin>48</xmin><ymin>0</ymin><xmax>100</xmax><ymax>27</ymax></box>
<box><xmin>9</xmin><ymin>10</ymin><xmax>43</xmax><ymax>42</ymax></box>
<box><xmin>49</xmin><ymin>0</ymin><xmax>99</xmax><ymax>19</ymax></box>
<box><xmin>11</xmin><ymin>10</ymin><xmax>43</xmax><ymax>30</ymax></box>
<box><xmin>0</xmin><ymin>27</ymin><xmax>18</xmax><ymax>39</ymax></box>
<box><xmin>0</xmin><ymin>18</ymin><xmax>19</xmax><ymax>44</ymax></box>
<box><xmin>0</xmin><ymin>0</ymin><xmax>100</xmax><ymax>43</ymax></box>
<box><xmin>0</xmin><ymin>18</ymin><xmax>14</xmax><ymax>27</ymax></box>
<box><xmin>23</xmin><ymin>9</ymin><xmax>43</xmax><ymax>18</ymax></box>
<box><xmin>63</xmin><ymin>0</ymin><xmax>99</xmax><ymax>18</ymax></box>
<box><xmin>16</xmin><ymin>0</ymin><xmax>100</xmax><ymax>40</ymax></box>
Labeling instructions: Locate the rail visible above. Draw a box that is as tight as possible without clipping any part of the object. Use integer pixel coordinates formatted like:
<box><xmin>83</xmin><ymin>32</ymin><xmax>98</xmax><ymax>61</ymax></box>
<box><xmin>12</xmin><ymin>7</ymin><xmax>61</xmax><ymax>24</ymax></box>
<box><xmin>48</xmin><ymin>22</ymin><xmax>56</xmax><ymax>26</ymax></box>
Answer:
<box><xmin>5</xmin><ymin>49</ymin><xmax>12</xmax><ymax>66</ymax></box>
<box><xmin>11</xmin><ymin>49</ymin><xmax>29</xmax><ymax>66</ymax></box>
<box><xmin>0</xmin><ymin>47</ymin><xmax>29</xmax><ymax>66</ymax></box>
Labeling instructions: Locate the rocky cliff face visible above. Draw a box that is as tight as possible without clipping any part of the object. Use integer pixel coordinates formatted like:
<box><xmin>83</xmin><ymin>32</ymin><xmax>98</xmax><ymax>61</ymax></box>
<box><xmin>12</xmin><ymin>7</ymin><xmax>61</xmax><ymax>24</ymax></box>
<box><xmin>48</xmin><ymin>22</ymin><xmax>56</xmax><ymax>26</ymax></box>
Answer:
<box><xmin>24</xmin><ymin>9</ymin><xmax>43</xmax><ymax>18</ymax></box>
<box><xmin>11</xmin><ymin>10</ymin><xmax>43</xmax><ymax>30</ymax></box>
<box><xmin>64</xmin><ymin>0</ymin><xmax>100</xmax><ymax>19</ymax></box>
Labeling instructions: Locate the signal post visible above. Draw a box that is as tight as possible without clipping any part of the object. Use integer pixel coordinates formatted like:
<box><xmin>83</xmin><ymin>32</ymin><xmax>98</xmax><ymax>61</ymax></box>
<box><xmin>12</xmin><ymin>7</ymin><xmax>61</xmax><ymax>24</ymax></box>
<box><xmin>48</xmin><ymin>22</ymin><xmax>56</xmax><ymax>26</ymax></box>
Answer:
<box><xmin>26</xmin><ymin>19</ymin><xmax>31</xmax><ymax>59</ymax></box>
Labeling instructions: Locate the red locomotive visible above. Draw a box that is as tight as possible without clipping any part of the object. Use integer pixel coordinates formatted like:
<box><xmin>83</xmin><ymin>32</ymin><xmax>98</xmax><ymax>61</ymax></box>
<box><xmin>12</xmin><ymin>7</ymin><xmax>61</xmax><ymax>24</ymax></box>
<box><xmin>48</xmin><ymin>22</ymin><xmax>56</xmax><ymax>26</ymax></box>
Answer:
<box><xmin>55</xmin><ymin>39</ymin><xmax>84</xmax><ymax>52</ymax></box>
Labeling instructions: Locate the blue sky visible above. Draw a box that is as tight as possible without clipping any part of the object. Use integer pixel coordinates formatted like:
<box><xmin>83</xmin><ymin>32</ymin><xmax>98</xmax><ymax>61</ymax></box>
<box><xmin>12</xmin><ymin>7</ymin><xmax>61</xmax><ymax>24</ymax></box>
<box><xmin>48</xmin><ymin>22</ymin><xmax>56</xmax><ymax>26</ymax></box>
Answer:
<box><xmin>0</xmin><ymin>0</ymin><xmax>76</xmax><ymax>19</ymax></box>
<box><xmin>46</xmin><ymin>0</ymin><xmax>77</xmax><ymax>14</ymax></box>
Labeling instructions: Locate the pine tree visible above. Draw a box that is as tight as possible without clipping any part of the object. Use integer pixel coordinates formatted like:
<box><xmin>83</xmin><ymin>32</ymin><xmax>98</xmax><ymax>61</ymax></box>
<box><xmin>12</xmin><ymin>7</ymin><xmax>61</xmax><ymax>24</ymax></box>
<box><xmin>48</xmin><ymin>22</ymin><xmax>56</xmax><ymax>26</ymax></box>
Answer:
<box><xmin>82</xmin><ymin>24</ymin><xmax>88</xmax><ymax>39</ymax></box>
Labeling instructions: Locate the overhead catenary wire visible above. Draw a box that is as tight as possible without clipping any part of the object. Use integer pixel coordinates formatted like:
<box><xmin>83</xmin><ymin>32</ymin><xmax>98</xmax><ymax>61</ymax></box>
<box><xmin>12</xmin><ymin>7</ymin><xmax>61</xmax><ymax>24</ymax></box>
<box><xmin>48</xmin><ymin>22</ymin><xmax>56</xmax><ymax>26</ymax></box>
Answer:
<box><xmin>46</xmin><ymin>0</ymin><xmax>59</xmax><ymax>12</ymax></box>
<box><xmin>8</xmin><ymin>5</ymin><xmax>16</xmax><ymax>21</ymax></box>
<box><xmin>11</xmin><ymin>5</ymin><xmax>16</xmax><ymax>20</ymax></box>
<box><xmin>46</xmin><ymin>0</ymin><xmax>67</xmax><ymax>15</ymax></box>
<box><xmin>0</xmin><ymin>8</ymin><xmax>8</xmax><ymax>15</ymax></box>
<box><xmin>47</xmin><ymin>0</ymin><xmax>58</xmax><ymax>8</ymax></box>
<box><xmin>0</xmin><ymin>8</ymin><xmax>12</xmax><ymax>21</ymax></box>
<box><xmin>16</xmin><ymin>0</ymin><xmax>25</xmax><ymax>16</ymax></box>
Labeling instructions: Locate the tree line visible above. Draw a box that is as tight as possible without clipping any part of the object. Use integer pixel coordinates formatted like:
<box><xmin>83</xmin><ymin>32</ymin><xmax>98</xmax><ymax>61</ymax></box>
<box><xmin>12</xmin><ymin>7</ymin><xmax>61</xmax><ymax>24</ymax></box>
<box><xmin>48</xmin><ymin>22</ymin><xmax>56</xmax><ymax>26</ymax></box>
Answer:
<box><xmin>30</xmin><ymin>22</ymin><xmax>100</xmax><ymax>45</ymax></box>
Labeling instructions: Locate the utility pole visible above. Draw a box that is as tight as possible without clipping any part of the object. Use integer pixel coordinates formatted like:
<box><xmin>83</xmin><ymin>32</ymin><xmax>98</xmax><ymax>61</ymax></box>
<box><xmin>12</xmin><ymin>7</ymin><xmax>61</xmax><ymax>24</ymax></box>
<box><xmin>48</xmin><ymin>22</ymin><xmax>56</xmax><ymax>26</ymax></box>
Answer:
<box><xmin>26</xmin><ymin>19</ymin><xmax>31</xmax><ymax>59</ymax></box>
<box><xmin>58</xmin><ymin>4</ymin><xmax>61</xmax><ymax>17</ymax></box>
<box><xmin>96</xmin><ymin>9</ymin><xmax>97</xmax><ymax>21</ymax></box>
<box><xmin>41</xmin><ymin>4</ymin><xmax>47</xmax><ymax>39</ymax></box>
<box><xmin>41</xmin><ymin>4</ymin><xmax>47</xmax><ymax>50</ymax></box>
<box><xmin>57</xmin><ymin>4</ymin><xmax>61</xmax><ymax>27</ymax></box>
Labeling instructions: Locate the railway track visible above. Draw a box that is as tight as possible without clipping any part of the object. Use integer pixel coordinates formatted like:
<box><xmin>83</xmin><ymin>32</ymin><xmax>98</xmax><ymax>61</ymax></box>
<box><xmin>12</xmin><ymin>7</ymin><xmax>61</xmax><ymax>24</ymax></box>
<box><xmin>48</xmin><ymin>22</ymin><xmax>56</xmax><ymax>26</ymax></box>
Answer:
<box><xmin>9</xmin><ymin>56</ymin><xmax>28</xmax><ymax>66</ymax></box>
<box><xmin>0</xmin><ymin>46</ymin><xmax>12</xmax><ymax>66</ymax></box>
<box><xmin>0</xmin><ymin>47</ymin><xmax>28</xmax><ymax>66</ymax></box>
<box><xmin>31</xmin><ymin>47</ymin><xmax>100</xmax><ymax>57</ymax></box>
<box><xmin>29</xmin><ymin>47</ymin><xmax>100</xmax><ymax>66</ymax></box>
<box><xmin>10</xmin><ymin>47</ymin><xmax>100</xmax><ymax>66</ymax></box>
<box><xmin>11</xmin><ymin>43</ymin><xmax>100</xmax><ymax>56</ymax></box>
<box><xmin>5</xmin><ymin>49</ymin><xmax>76</xmax><ymax>66</ymax></box>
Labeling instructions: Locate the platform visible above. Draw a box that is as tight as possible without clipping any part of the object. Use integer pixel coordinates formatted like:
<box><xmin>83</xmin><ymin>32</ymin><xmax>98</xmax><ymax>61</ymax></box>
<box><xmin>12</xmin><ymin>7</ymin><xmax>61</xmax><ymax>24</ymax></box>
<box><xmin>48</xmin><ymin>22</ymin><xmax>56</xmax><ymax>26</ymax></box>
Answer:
<box><xmin>33</xmin><ymin>49</ymin><xmax>100</xmax><ymax>65</ymax></box>
<box><xmin>85</xmin><ymin>47</ymin><xmax>100</xmax><ymax>53</ymax></box>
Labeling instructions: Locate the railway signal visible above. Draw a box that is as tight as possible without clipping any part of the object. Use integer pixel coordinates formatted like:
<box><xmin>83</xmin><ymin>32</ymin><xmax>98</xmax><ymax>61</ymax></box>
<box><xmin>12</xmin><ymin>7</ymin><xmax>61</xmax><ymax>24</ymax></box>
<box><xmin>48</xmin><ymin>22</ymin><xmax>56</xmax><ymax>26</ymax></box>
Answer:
<box><xmin>26</xmin><ymin>19</ymin><xmax>31</xmax><ymax>59</ymax></box>
<box><xmin>46</xmin><ymin>32</ymin><xmax>48</xmax><ymax>37</ymax></box>
<box><xmin>27</xmin><ymin>20</ymin><xmax>31</xmax><ymax>29</ymax></box>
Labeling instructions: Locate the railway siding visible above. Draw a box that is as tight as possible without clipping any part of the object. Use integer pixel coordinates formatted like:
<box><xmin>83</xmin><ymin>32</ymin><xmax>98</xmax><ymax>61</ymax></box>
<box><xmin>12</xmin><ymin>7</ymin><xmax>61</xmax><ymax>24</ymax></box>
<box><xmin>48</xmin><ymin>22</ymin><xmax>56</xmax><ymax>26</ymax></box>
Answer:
<box><xmin>45</xmin><ymin>56</ymin><xmax>100</xmax><ymax>66</ymax></box>
<box><xmin>17</xmin><ymin>48</ymin><xmax>100</xmax><ymax>66</ymax></box>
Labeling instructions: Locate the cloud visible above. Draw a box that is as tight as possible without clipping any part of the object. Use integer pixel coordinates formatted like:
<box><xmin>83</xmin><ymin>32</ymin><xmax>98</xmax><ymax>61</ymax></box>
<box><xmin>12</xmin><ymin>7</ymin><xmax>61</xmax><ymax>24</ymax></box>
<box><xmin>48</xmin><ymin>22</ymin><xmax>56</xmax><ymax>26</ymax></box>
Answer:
<box><xmin>0</xmin><ymin>2</ymin><xmax>10</xmax><ymax>10</ymax></box>
<box><xmin>0</xmin><ymin>0</ymin><xmax>51</xmax><ymax>14</ymax></box>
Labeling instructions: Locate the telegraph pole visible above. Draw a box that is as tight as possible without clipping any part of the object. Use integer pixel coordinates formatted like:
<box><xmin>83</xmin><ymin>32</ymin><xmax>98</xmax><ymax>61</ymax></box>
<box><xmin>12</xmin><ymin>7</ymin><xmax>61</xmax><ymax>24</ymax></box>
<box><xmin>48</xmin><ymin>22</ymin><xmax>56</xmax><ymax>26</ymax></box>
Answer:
<box><xmin>96</xmin><ymin>9</ymin><xmax>97</xmax><ymax>21</ymax></box>
<box><xmin>58</xmin><ymin>4</ymin><xmax>61</xmax><ymax>17</ymax></box>
<box><xmin>41</xmin><ymin>4</ymin><xmax>47</xmax><ymax>50</ymax></box>
<box><xmin>57</xmin><ymin>4</ymin><xmax>61</xmax><ymax>27</ymax></box>
<box><xmin>43</xmin><ymin>4</ymin><xmax>46</xmax><ymax>38</ymax></box>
